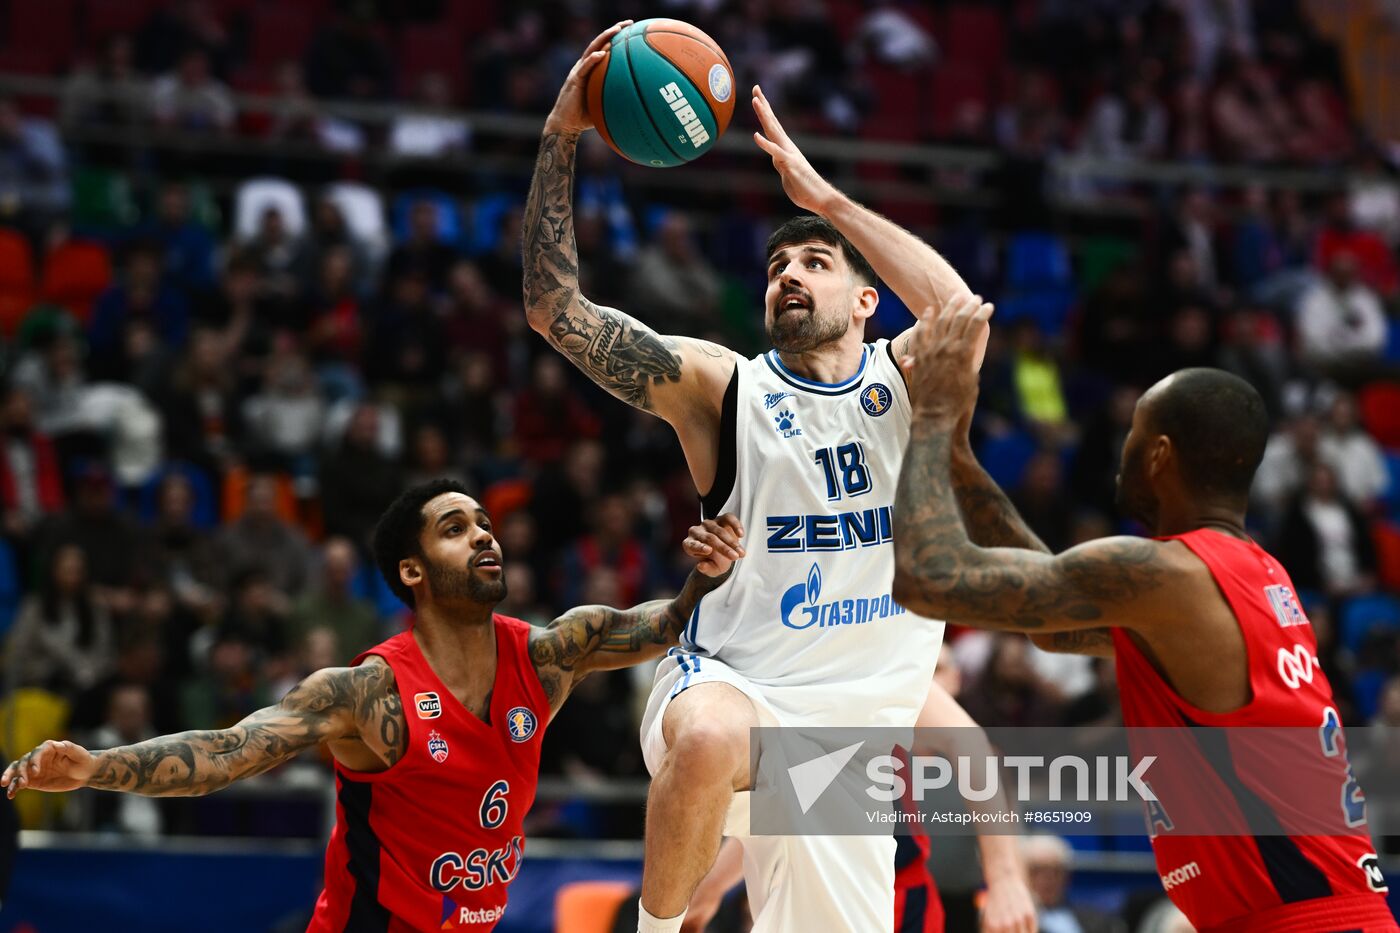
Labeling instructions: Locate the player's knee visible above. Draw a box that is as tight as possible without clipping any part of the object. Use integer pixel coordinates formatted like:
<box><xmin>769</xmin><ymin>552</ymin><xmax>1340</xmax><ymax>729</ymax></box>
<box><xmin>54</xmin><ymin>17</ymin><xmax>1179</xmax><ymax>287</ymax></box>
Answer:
<box><xmin>667</xmin><ymin>718</ymin><xmax>747</xmax><ymax>783</ymax></box>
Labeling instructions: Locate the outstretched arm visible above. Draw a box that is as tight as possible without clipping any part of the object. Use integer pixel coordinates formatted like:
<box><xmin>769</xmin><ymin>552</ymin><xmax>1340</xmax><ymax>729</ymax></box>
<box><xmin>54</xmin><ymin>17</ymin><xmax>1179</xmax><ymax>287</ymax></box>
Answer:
<box><xmin>749</xmin><ymin>85</ymin><xmax>978</xmax><ymax>363</ymax></box>
<box><xmin>522</xmin><ymin>25</ymin><xmax>735</xmax><ymax>426</ymax></box>
<box><xmin>528</xmin><ymin>516</ymin><xmax>741</xmax><ymax>714</ymax></box>
<box><xmin>892</xmin><ymin>298</ymin><xmax>1175</xmax><ymax>632</ymax></box>
<box><xmin>2</xmin><ymin>662</ymin><xmax>402</xmax><ymax>798</ymax></box>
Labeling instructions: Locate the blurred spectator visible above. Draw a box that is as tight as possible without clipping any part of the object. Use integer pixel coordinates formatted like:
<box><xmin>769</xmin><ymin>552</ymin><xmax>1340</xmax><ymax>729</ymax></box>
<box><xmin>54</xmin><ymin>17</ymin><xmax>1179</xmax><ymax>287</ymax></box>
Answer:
<box><xmin>308</xmin><ymin>198</ymin><xmax>373</xmax><ymax>296</ymax></box>
<box><xmin>365</xmin><ymin>269</ymin><xmax>448</xmax><ymax>397</ymax></box>
<box><xmin>135</xmin><ymin>0</ymin><xmax>231</xmax><ymax>76</ymax></box>
<box><xmin>1295</xmin><ymin>251</ymin><xmax>1388</xmax><ymax>375</ymax></box>
<box><xmin>138</xmin><ymin>472</ymin><xmax>219</xmax><ymax>617</ymax></box>
<box><xmin>576</xmin><ymin>134</ymin><xmax>640</xmax><ymax>264</ymax></box>
<box><xmin>389</xmin><ymin>74</ymin><xmax>471</xmax><ymax>159</ymax></box>
<box><xmin>291</xmin><ymin>537</ymin><xmax>379</xmax><ymax>662</ymax></box>
<box><xmin>1079</xmin><ymin>74</ymin><xmax>1167</xmax><ymax>161</ymax></box>
<box><xmin>218</xmin><ymin>567</ymin><xmax>293</xmax><ymax>663</ymax></box>
<box><xmin>1162</xmin><ymin>189</ymin><xmax>1221</xmax><ymax>294</ymax></box>
<box><xmin>38</xmin><ymin>465</ymin><xmax>140</xmax><ymax>596</ymax></box>
<box><xmin>155</xmin><ymin>327</ymin><xmax>242</xmax><ymax>478</ymax></box>
<box><xmin>84</xmin><ymin>684</ymin><xmax>163</xmax><ymax>835</ymax></box>
<box><xmin>1291</xmin><ymin>78</ymin><xmax>1354</xmax><ymax>164</ymax></box>
<box><xmin>441</xmin><ymin>260</ymin><xmax>508</xmax><ymax>366</ymax></box>
<box><xmin>306</xmin><ymin>246</ymin><xmax>366</xmax><ymax>401</ymax></box>
<box><xmin>996</xmin><ymin>71</ymin><xmax>1065</xmax><ymax>157</ymax></box>
<box><xmin>1177</xmin><ymin>0</ymin><xmax>1254</xmax><ymax>81</ymax></box>
<box><xmin>319</xmin><ymin>404</ymin><xmax>404</xmax><ymax>549</ymax></box>
<box><xmin>1217</xmin><ymin>304</ymin><xmax>1291</xmax><ymax>417</ymax></box>
<box><xmin>405</xmin><ymin>423</ymin><xmax>468</xmax><ymax>489</ymax></box>
<box><xmin>558</xmin><ymin>492</ymin><xmax>658</xmax><ymax>609</ymax></box>
<box><xmin>0</xmin><ymin>98</ymin><xmax>69</xmax><ymax>229</ymax></box>
<box><xmin>181</xmin><ymin>628</ymin><xmax>269</xmax><ymax>729</ymax></box>
<box><xmin>1135</xmin><ymin>899</ymin><xmax>1193</xmax><ymax>933</ymax></box>
<box><xmin>512</xmin><ymin>356</ymin><xmax>601</xmax><ymax>465</ymax></box>
<box><xmin>438</xmin><ymin>352</ymin><xmax>502</xmax><ymax>469</ymax></box>
<box><xmin>1349</xmin><ymin>148</ymin><xmax>1400</xmax><ymax>247</ymax></box>
<box><xmin>627</xmin><ymin>212</ymin><xmax>722</xmax><ymax>332</ymax></box>
<box><xmin>139</xmin><ymin>181</ymin><xmax>217</xmax><ymax>293</ymax></box>
<box><xmin>1253</xmin><ymin>412</ymin><xmax>1321</xmax><ymax>516</ymax></box>
<box><xmin>1277</xmin><ymin>462</ymin><xmax>1377</xmax><ymax>598</ymax></box>
<box><xmin>1007</xmin><ymin>320</ymin><xmax>1070</xmax><ymax>440</ymax></box>
<box><xmin>1060</xmin><ymin>658</ymin><xmax>1121</xmax><ymax>729</ymax></box>
<box><xmin>305</xmin><ymin>10</ymin><xmax>393</xmax><ymax>100</ymax></box>
<box><xmin>241</xmin><ymin>343</ymin><xmax>325</xmax><ymax>479</ymax></box>
<box><xmin>1169</xmin><ymin>76</ymin><xmax>1212</xmax><ymax>162</ymax></box>
<box><xmin>1314</xmin><ymin>193</ymin><xmax>1400</xmax><ymax>299</ymax></box>
<box><xmin>10</xmin><ymin>325</ymin><xmax>89</xmax><ymax>439</ymax></box>
<box><xmin>961</xmin><ymin>634</ymin><xmax>1063</xmax><ymax>727</ymax></box>
<box><xmin>61</xmin><ymin>36</ymin><xmax>149</xmax><ymax>131</ymax></box>
<box><xmin>386</xmin><ymin>200</ymin><xmax>459</xmax><ymax>292</ymax></box>
<box><xmin>1021</xmin><ymin>835</ymin><xmax>1125</xmax><ymax>933</ymax></box>
<box><xmin>245</xmin><ymin>207</ymin><xmax>313</xmax><ymax>323</ymax></box>
<box><xmin>0</xmin><ymin>386</ymin><xmax>65</xmax><ymax>546</ymax></box>
<box><xmin>1210</xmin><ymin>55</ymin><xmax>1297</xmax><ymax>163</ymax></box>
<box><xmin>149</xmin><ymin>49</ymin><xmax>235</xmax><ymax>134</ymax></box>
<box><xmin>530</xmin><ymin>439</ymin><xmax>605</xmax><ymax>559</ymax></box>
<box><xmin>211</xmin><ymin>472</ymin><xmax>311</xmax><ymax>596</ymax></box>
<box><xmin>6</xmin><ymin>543</ymin><xmax>114</xmax><ymax>695</ymax></box>
<box><xmin>88</xmin><ymin>241</ymin><xmax>190</xmax><ymax>379</ymax></box>
<box><xmin>854</xmin><ymin>3</ymin><xmax>938</xmax><ymax>70</ymax></box>
<box><xmin>1318</xmin><ymin>390</ymin><xmax>1388</xmax><ymax>508</ymax></box>
<box><xmin>1012</xmin><ymin>451</ymin><xmax>1074</xmax><ymax>554</ymax></box>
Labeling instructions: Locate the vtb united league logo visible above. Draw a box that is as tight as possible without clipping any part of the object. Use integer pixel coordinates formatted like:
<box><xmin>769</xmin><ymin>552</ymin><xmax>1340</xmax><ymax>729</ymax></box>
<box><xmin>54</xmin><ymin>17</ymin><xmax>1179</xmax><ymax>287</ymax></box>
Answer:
<box><xmin>506</xmin><ymin>707</ymin><xmax>537</xmax><ymax>742</ymax></box>
<box><xmin>427</xmin><ymin>730</ymin><xmax>449</xmax><ymax>763</ymax></box>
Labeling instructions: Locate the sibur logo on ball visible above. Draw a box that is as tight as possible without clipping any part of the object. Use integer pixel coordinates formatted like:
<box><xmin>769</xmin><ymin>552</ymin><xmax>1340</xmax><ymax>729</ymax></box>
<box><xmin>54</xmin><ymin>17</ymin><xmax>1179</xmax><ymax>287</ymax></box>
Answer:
<box><xmin>659</xmin><ymin>82</ymin><xmax>711</xmax><ymax>148</ymax></box>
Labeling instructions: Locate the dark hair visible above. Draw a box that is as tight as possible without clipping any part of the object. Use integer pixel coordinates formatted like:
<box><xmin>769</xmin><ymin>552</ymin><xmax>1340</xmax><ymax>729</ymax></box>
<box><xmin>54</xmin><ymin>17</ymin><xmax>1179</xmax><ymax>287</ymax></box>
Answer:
<box><xmin>372</xmin><ymin>478</ymin><xmax>472</xmax><ymax>608</ymax></box>
<box><xmin>1147</xmin><ymin>368</ymin><xmax>1268</xmax><ymax>500</ymax></box>
<box><xmin>765</xmin><ymin>215</ymin><xmax>878</xmax><ymax>288</ymax></box>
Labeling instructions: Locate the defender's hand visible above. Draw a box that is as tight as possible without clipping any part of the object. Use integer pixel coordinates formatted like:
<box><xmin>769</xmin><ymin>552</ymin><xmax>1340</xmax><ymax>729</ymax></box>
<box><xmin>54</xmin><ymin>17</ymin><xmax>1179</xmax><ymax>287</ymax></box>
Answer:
<box><xmin>980</xmin><ymin>873</ymin><xmax>1038</xmax><ymax>933</ymax></box>
<box><xmin>2</xmin><ymin>740</ymin><xmax>97</xmax><ymax>798</ymax></box>
<box><xmin>751</xmin><ymin>85</ymin><xmax>839</xmax><ymax>215</ymax></box>
<box><xmin>900</xmin><ymin>294</ymin><xmax>995</xmax><ymax>424</ymax></box>
<box><xmin>544</xmin><ymin>20</ymin><xmax>632</xmax><ymax>137</ymax></box>
<box><xmin>683</xmin><ymin>514</ymin><xmax>746</xmax><ymax>577</ymax></box>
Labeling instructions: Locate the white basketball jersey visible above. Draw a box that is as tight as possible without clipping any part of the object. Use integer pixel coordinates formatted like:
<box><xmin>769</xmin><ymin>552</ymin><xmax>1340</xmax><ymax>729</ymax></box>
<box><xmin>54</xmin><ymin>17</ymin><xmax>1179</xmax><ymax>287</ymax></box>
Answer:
<box><xmin>684</xmin><ymin>340</ymin><xmax>944</xmax><ymax>728</ymax></box>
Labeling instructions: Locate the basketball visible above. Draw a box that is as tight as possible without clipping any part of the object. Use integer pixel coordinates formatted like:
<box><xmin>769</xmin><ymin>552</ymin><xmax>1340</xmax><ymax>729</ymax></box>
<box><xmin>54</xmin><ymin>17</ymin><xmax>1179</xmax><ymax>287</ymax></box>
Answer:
<box><xmin>585</xmin><ymin>18</ymin><xmax>735</xmax><ymax>167</ymax></box>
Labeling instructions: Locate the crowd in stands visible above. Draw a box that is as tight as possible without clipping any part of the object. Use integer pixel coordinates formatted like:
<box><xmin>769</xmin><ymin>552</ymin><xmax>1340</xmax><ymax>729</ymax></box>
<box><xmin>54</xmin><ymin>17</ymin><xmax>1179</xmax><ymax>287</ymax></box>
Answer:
<box><xmin>0</xmin><ymin>2</ymin><xmax>1398</xmax><ymax>882</ymax></box>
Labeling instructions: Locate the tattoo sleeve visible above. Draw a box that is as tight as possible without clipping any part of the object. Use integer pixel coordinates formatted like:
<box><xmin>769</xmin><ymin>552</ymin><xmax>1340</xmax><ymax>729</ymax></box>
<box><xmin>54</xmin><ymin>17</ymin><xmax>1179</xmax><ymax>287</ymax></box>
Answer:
<box><xmin>521</xmin><ymin>131</ymin><xmax>682</xmax><ymax>412</ymax></box>
<box><xmin>951</xmin><ymin>445</ymin><xmax>1050</xmax><ymax>553</ymax></box>
<box><xmin>893</xmin><ymin>417</ymin><xmax>1168</xmax><ymax>630</ymax></box>
<box><xmin>529</xmin><ymin>567</ymin><xmax>733</xmax><ymax>711</ymax></box>
<box><xmin>1032</xmin><ymin>628</ymin><xmax>1115</xmax><ymax>657</ymax></box>
<box><xmin>86</xmin><ymin>663</ymin><xmax>405</xmax><ymax>796</ymax></box>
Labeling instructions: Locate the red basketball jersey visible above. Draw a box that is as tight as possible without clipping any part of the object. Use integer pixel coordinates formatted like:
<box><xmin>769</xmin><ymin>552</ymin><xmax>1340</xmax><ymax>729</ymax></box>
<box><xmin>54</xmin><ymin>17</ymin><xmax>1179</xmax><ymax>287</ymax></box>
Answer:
<box><xmin>1112</xmin><ymin>529</ymin><xmax>1395</xmax><ymax>933</ymax></box>
<box><xmin>306</xmin><ymin>615</ymin><xmax>548</xmax><ymax>932</ymax></box>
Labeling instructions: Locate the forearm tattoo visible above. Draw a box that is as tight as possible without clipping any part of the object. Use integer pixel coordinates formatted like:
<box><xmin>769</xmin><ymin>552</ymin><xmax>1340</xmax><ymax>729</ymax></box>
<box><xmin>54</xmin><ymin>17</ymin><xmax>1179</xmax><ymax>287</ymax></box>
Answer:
<box><xmin>521</xmin><ymin>131</ymin><xmax>682</xmax><ymax>411</ymax></box>
<box><xmin>894</xmin><ymin>418</ymin><xmax>1167</xmax><ymax>629</ymax></box>
<box><xmin>87</xmin><ymin>662</ymin><xmax>405</xmax><ymax>796</ymax></box>
<box><xmin>951</xmin><ymin>450</ymin><xmax>1051</xmax><ymax>553</ymax></box>
<box><xmin>529</xmin><ymin>567</ymin><xmax>732</xmax><ymax>711</ymax></box>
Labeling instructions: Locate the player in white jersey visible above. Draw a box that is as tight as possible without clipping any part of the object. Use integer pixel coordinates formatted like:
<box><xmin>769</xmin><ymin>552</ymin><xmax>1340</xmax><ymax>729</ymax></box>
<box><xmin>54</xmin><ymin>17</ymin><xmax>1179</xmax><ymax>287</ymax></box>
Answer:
<box><xmin>523</xmin><ymin>24</ymin><xmax>1034</xmax><ymax>933</ymax></box>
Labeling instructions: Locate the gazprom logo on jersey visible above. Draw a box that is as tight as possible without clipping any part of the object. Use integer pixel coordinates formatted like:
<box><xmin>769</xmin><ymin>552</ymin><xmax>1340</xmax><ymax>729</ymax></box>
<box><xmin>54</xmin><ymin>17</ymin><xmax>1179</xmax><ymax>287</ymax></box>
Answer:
<box><xmin>779</xmin><ymin>562</ymin><xmax>907</xmax><ymax>630</ymax></box>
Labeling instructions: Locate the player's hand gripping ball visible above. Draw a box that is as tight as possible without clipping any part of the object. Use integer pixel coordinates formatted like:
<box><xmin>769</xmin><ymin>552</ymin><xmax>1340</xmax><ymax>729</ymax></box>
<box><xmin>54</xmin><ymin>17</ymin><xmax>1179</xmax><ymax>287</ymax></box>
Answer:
<box><xmin>585</xmin><ymin>18</ymin><xmax>735</xmax><ymax>167</ymax></box>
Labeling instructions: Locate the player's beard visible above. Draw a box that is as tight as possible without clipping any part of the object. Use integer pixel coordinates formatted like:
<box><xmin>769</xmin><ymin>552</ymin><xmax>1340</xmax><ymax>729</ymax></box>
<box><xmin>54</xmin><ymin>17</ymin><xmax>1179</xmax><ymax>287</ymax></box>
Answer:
<box><xmin>1114</xmin><ymin>442</ymin><xmax>1157</xmax><ymax>529</ymax></box>
<box><xmin>768</xmin><ymin>300</ymin><xmax>849</xmax><ymax>353</ymax></box>
<box><xmin>426</xmin><ymin>557</ymin><xmax>508</xmax><ymax>606</ymax></box>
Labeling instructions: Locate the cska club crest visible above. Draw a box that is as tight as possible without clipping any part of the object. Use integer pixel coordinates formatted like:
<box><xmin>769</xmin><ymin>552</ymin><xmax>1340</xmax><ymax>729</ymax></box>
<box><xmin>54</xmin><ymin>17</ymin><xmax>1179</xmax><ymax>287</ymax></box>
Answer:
<box><xmin>427</xmin><ymin>730</ymin><xmax>449</xmax><ymax>763</ymax></box>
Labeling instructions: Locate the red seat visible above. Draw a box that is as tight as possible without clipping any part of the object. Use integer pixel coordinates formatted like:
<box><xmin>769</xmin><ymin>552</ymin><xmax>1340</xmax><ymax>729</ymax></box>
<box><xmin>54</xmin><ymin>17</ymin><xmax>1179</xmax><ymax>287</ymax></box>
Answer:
<box><xmin>397</xmin><ymin>25</ymin><xmax>466</xmax><ymax>100</ymax></box>
<box><xmin>942</xmin><ymin>5</ymin><xmax>1005</xmax><ymax>66</ymax></box>
<box><xmin>1374</xmin><ymin>521</ymin><xmax>1400</xmax><ymax>592</ymax></box>
<box><xmin>931</xmin><ymin>60</ymin><xmax>990</xmax><ymax>136</ymax></box>
<box><xmin>248</xmin><ymin>5</ymin><xmax>317</xmax><ymax>65</ymax></box>
<box><xmin>1359</xmin><ymin>382</ymin><xmax>1400</xmax><ymax>449</ymax></box>
<box><xmin>0</xmin><ymin>229</ymin><xmax>35</xmax><ymax>336</ymax></box>
<box><xmin>39</xmin><ymin>239</ymin><xmax>112</xmax><ymax>323</ymax></box>
<box><xmin>443</xmin><ymin>0</ymin><xmax>498</xmax><ymax>36</ymax></box>
<box><xmin>863</xmin><ymin>63</ymin><xmax>930</xmax><ymax>141</ymax></box>
<box><xmin>84</xmin><ymin>0</ymin><xmax>157</xmax><ymax>47</ymax></box>
<box><xmin>8</xmin><ymin>0</ymin><xmax>74</xmax><ymax>68</ymax></box>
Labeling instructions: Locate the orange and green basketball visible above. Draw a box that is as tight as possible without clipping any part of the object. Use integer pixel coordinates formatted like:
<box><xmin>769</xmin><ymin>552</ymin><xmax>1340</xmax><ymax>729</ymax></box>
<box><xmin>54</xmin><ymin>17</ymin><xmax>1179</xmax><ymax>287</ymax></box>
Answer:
<box><xmin>585</xmin><ymin>19</ymin><xmax>735</xmax><ymax>167</ymax></box>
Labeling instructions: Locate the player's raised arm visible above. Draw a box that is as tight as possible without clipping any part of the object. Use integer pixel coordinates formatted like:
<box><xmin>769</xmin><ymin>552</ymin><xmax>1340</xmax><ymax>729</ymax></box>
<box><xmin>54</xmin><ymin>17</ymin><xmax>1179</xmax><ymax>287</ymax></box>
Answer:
<box><xmin>522</xmin><ymin>23</ymin><xmax>736</xmax><ymax>426</ymax></box>
<box><xmin>891</xmin><ymin>297</ymin><xmax>1182</xmax><ymax>634</ymax></box>
<box><xmin>527</xmin><ymin>514</ymin><xmax>741</xmax><ymax>715</ymax></box>
<box><xmin>750</xmin><ymin>85</ymin><xmax>977</xmax><ymax>362</ymax></box>
<box><xmin>2</xmin><ymin>662</ymin><xmax>402</xmax><ymax>799</ymax></box>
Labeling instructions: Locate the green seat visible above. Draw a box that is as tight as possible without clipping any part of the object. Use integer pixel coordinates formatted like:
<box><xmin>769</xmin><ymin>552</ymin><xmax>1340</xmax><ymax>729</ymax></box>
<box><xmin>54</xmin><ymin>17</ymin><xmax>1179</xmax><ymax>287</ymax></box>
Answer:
<box><xmin>70</xmin><ymin>166</ymin><xmax>137</xmax><ymax>229</ymax></box>
<box><xmin>1079</xmin><ymin>236</ymin><xmax>1138</xmax><ymax>293</ymax></box>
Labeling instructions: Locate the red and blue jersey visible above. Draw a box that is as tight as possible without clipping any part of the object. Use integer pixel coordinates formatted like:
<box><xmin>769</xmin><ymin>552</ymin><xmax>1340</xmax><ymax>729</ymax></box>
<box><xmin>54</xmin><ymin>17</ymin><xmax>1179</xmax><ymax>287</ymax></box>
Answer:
<box><xmin>1113</xmin><ymin>529</ymin><xmax>1396</xmax><ymax>933</ymax></box>
<box><xmin>307</xmin><ymin>614</ymin><xmax>548</xmax><ymax>932</ymax></box>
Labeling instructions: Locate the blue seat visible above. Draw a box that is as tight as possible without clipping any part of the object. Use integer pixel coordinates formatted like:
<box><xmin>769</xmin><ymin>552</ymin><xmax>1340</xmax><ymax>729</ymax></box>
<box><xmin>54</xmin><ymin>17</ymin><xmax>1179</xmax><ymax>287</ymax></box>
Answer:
<box><xmin>466</xmin><ymin>192</ymin><xmax>516</xmax><ymax>256</ymax></box>
<box><xmin>1385</xmin><ymin>318</ymin><xmax>1400</xmax><ymax>363</ymax></box>
<box><xmin>1382</xmin><ymin>450</ymin><xmax>1400</xmax><ymax>517</ymax></box>
<box><xmin>1350</xmin><ymin>668</ymin><xmax>1390</xmax><ymax>721</ymax></box>
<box><xmin>0</xmin><ymin>536</ymin><xmax>20</xmax><ymax>638</ymax></box>
<box><xmin>977</xmin><ymin>429</ymin><xmax>1037</xmax><ymax>489</ymax></box>
<box><xmin>1339</xmin><ymin>594</ymin><xmax>1400</xmax><ymax>653</ymax></box>
<box><xmin>997</xmin><ymin>287</ymin><xmax>1076</xmax><ymax>336</ymax></box>
<box><xmin>1006</xmin><ymin>232</ymin><xmax>1072</xmax><ymax>289</ymax></box>
<box><xmin>391</xmin><ymin>190</ymin><xmax>463</xmax><ymax>247</ymax></box>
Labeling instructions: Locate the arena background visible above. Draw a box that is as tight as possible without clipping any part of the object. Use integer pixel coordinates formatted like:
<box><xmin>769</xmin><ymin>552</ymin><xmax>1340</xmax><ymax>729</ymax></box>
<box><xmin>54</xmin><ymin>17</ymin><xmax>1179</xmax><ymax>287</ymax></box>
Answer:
<box><xmin>0</xmin><ymin>0</ymin><xmax>1398</xmax><ymax>930</ymax></box>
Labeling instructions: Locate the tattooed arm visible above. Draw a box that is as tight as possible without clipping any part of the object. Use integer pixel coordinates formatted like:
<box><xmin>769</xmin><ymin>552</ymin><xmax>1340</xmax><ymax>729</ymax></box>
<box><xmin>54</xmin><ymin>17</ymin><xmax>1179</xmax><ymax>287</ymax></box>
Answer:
<box><xmin>529</xmin><ymin>565</ymin><xmax>734</xmax><ymax>715</ymax></box>
<box><xmin>892</xmin><ymin>296</ymin><xmax>1180</xmax><ymax>635</ymax></box>
<box><xmin>2</xmin><ymin>661</ymin><xmax>405</xmax><ymax>798</ymax></box>
<box><xmin>1028</xmin><ymin>629</ymin><xmax>1115</xmax><ymax>657</ymax></box>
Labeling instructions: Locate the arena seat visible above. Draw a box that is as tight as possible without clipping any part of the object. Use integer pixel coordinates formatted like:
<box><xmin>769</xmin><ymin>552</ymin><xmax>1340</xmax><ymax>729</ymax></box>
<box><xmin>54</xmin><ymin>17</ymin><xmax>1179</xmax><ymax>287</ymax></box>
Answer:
<box><xmin>941</xmin><ymin>5</ymin><xmax>1005</xmax><ymax>66</ymax></box>
<box><xmin>248</xmin><ymin>5</ymin><xmax>317</xmax><ymax>66</ymax></box>
<box><xmin>39</xmin><ymin>238</ymin><xmax>112</xmax><ymax>323</ymax></box>
<box><xmin>0</xmin><ymin>228</ymin><xmax>35</xmax><ymax>335</ymax></box>
<box><xmin>1007</xmin><ymin>232</ymin><xmax>1072</xmax><ymax>289</ymax></box>
<box><xmin>83</xmin><ymin>0</ymin><xmax>155</xmax><ymax>48</ymax></box>
<box><xmin>554</xmin><ymin>880</ymin><xmax>633</xmax><ymax>933</ymax></box>
<box><xmin>1339</xmin><ymin>593</ymin><xmax>1400</xmax><ymax>653</ymax></box>
<box><xmin>1374</xmin><ymin>520</ymin><xmax>1400</xmax><ymax>591</ymax></box>
<box><xmin>323</xmin><ymin>182</ymin><xmax>389</xmax><ymax>263</ymax></box>
<box><xmin>396</xmin><ymin>25</ymin><xmax>466</xmax><ymax>100</ymax></box>
<box><xmin>1358</xmin><ymin>382</ymin><xmax>1400</xmax><ymax>448</ymax></box>
<box><xmin>976</xmin><ymin>429</ymin><xmax>1038</xmax><ymax>489</ymax></box>
<box><xmin>234</xmin><ymin>176</ymin><xmax>308</xmax><ymax>241</ymax></box>
<box><xmin>7</xmin><ymin>0</ymin><xmax>75</xmax><ymax>72</ymax></box>
<box><xmin>134</xmin><ymin>462</ymin><xmax>220</xmax><ymax>530</ymax></box>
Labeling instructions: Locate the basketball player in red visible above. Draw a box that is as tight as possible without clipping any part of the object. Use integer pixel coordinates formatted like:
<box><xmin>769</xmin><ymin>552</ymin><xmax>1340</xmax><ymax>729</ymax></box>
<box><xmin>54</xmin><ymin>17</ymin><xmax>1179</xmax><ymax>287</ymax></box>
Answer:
<box><xmin>891</xmin><ymin>295</ymin><xmax>1398</xmax><ymax>932</ymax></box>
<box><xmin>2</xmin><ymin>479</ymin><xmax>739</xmax><ymax>932</ymax></box>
